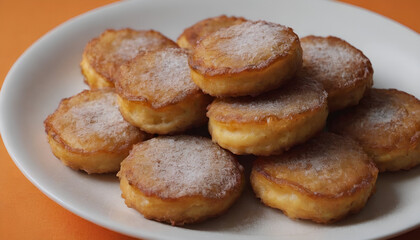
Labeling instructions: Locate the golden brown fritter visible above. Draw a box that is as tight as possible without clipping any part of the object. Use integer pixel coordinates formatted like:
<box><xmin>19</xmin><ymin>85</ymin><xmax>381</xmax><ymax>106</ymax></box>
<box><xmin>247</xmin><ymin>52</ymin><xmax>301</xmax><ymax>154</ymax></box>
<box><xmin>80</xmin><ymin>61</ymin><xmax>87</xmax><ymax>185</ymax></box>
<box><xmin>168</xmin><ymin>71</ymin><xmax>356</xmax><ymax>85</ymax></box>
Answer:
<box><xmin>115</xmin><ymin>48</ymin><xmax>212</xmax><ymax>134</ymax></box>
<box><xmin>118</xmin><ymin>136</ymin><xmax>244</xmax><ymax>225</ymax></box>
<box><xmin>189</xmin><ymin>21</ymin><xmax>302</xmax><ymax>97</ymax></box>
<box><xmin>329</xmin><ymin>88</ymin><xmax>420</xmax><ymax>171</ymax></box>
<box><xmin>44</xmin><ymin>88</ymin><xmax>148</xmax><ymax>173</ymax></box>
<box><xmin>207</xmin><ymin>77</ymin><xmax>328</xmax><ymax>155</ymax></box>
<box><xmin>251</xmin><ymin>132</ymin><xmax>378</xmax><ymax>223</ymax></box>
<box><xmin>81</xmin><ymin>29</ymin><xmax>177</xmax><ymax>88</ymax></box>
<box><xmin>299</xmin><ymin>35</ymin><xmax>373</xmax><ymax>111</ymax></box>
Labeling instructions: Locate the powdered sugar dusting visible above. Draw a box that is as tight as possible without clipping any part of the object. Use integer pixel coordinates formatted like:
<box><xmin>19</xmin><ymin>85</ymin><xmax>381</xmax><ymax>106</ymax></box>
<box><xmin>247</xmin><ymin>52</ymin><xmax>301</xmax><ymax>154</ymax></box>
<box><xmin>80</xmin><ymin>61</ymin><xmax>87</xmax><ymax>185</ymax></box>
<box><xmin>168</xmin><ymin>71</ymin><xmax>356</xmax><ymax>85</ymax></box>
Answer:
<box><xmin>262</xmin><ymin>133</ymin><xmax>373</xmax><ymax>195</ymax></box>
<box><xmin>122</xmin><ymin>136</ymin><xmax>242</xmax><ymax>199</ymax></box>
<box><xmin>208</xmin><ymin>78</ymin><xmax>327</xmax><ymax>122</ymax></box>
<box><xmin>184</xmin><ymin>15</ymin><xmax>246</xmax><ymax>49</ymax></box>
<box><xmin>202</xmin><ymin>21</ymin><xmax>297</xmax><ymax>68</ymax></box>
<box><xmin>138</xmin><ymin>48</ymin><xmax>196</xmax><ymax>93</ymax></box>
<box><xmin>301</xmin><ymin>37</ymin><xmax>371</xmax><ymax>89</ymax></box>
<box><xmin>54</xmin><ymin>90</ymin><xmax>140</xmax><ymax>149</ymax></box>
<box><xmin>359</xmin><ymin>90</ymin><xmax>408</xmax><ymax>126</ymax></box>
<box><xmin>363</xmin><ymin>104</ymin><xmax>402</xmax><ymax>124</ymax></box>
<box><xmin>69</xmin><ymin>92</ymin><xmax>129</xmax><ymax>138</ymax></box>
<box><xmin>119</xmin><ymin>48</ymin><xmax>199</xmax><ymax>108</ymax></box>
<box><xmin>330</xmin><ymin>89</ymin><xmax>416</xmax><ymax>150</ymax></box>
<box><xmin>114</xmin><ymin>36</ymin><xmax>159</xmax><ymax>61</ymax></box>
<box><xmin>87</xmin><ymin>29</ymin><xmax>176</xmax><ymax>82</ymax></box>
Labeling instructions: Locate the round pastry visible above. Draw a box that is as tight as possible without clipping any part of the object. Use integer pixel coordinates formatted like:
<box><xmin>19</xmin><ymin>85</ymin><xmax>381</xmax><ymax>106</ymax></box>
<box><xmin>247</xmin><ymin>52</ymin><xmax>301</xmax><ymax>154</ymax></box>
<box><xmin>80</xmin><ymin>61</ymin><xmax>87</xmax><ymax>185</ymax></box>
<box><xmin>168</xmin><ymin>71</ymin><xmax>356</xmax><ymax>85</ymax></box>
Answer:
<box><xmin>116</xmin><ymin>47</ymin><xmax>212</xmax><ymax>134</ymax></box>
<box><xmin>251</xmin><ymin>132</ymin><xmax>378</xmax><ymax>224</ymax></box>
<box><xmin>329</xmin><ymin>88</ymin><xmax>420</xmax><ymax>172</ymax></box>
<box><xmin>81</xmin><ymin>29</ymin><xmax>177</xmax><ymax>89</ymax></box>
<box><xmin>177</xmin><ymin>15</ymin><xmax>247</xmax><ymax>51</ymax></box>
<box><xmin>117</xmin><ymin>135</ymin><xmax>245</xmax><ymax>225</ymax></box>
<box><xmin>189</xmin><ymin>20</ymin><xmax>302</xmax><ymax>97</ymax></box>
<box><xmin>207</xmin><ymin>77</ymin><xmax>328</xmax><ymax>156</ymax></box>
<box><xmin>299</xmin><ymin>35</ymin><xmax>373</xmax><ymax>111</ymax></box>
<box><xmin>44</xmin><ymin>88</ymin><xmax>147</xmax><ymax>174</ymax></box>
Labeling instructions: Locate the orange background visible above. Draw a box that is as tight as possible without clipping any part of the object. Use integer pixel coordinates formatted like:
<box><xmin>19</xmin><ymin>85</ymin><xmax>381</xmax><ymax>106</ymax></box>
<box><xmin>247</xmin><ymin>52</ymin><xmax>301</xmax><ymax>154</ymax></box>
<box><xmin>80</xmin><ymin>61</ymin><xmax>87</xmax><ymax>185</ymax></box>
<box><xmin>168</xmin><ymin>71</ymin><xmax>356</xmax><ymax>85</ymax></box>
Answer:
<box><xmin>0</xmin><ymin>0</ymin><xmax>419</xmax><ymax>239</ymax></box>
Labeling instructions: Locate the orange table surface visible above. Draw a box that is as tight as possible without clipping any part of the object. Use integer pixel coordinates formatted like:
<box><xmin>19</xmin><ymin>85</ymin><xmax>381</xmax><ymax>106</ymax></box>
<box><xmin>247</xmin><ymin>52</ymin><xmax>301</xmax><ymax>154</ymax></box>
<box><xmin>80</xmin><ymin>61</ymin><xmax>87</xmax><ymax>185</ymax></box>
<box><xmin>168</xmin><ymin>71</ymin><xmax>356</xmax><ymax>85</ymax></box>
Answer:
<box><xmin>0</xmin><ymin>0</ymin><xmax>419</xmax><ymax>239</ymax></box>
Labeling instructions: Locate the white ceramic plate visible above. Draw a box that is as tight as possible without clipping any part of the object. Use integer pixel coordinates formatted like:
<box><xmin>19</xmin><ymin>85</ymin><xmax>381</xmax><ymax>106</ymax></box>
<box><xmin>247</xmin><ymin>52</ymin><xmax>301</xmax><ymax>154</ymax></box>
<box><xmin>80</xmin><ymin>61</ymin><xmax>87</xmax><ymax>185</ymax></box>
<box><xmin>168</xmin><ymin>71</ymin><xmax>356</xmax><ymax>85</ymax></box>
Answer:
<box><xmin>1</xmin><ymin>0</ymin><xmax>420</xmax><ymax>239</ymax></box>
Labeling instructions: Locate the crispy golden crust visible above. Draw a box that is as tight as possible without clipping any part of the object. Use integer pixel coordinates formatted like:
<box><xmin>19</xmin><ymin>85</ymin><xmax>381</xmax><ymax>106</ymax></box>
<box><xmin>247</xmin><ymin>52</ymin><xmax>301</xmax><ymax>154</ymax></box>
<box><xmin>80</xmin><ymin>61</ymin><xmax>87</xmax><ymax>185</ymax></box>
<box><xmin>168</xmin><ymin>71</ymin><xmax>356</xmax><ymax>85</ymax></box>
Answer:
<box><xmin>44</xmin><ymin>88</ymin><xmax>148</xmax><ymax>173</ymax></box>
<box><xmin>81</xmin><ymin>55</ymin><xmax>114</xmax><ymax>88</ymax></box>
<box><xmin>251</xmin><ymin>132</ymin><xmax>378</xmax><ymax>223</ymax></box>
<box><xmin>189</xmin><ymin>21</ymin><xmax>302</xmax><ymax>97</ymax></box>
<box><xmin>207</xmin><ymin>77</ymin><xmax>328</xmax><ymax>155</ymax></box>
<box><xmin>117</xmin><ymin>93</ymin><xmax>212</xmax><ymax>135</ymax></box>
<box><xmin>329</xmin><ymin>88</ymin><xmax>420</xmax><ymax>172</ymax></box>
<box><xmin>46</xmin><ymin>134</ymin><xmax>127</xmax><ymax>174</ymax></box>
<box><xmin>177</xmin><ymin>15</ymin><xmax>247</xmax><ymax>50</ymax></box>
<box><xmin>117</xmin><ymin>136</ymin><xmax>245</xmax><ymax>225</ymax></box>
<box><xmin>119</xmin><ymin>175</ymin><xmax>244</xmax><ymax>225</ymax></box>
<box><xmin>299</xmin><ymin>35</ymin><xmax>373</xmax><ymax>111</ymax></box>
<box><xmin>81</xmin><ymin>29</ymin><xmax>177</xmax><ymax>88</ymax></box>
